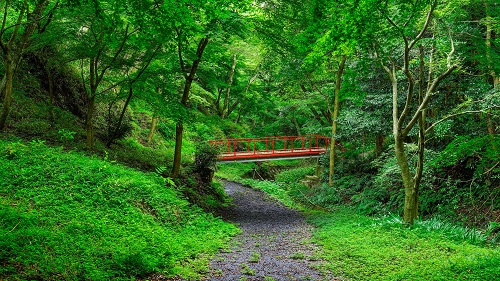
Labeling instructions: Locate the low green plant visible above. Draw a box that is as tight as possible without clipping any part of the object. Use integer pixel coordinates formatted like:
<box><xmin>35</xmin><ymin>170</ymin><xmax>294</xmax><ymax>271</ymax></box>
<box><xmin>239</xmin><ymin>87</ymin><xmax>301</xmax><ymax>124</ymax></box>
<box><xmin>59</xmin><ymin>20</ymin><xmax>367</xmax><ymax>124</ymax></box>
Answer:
<box><xmin>0</xmin><ymin>140</ymin><xmax>239</xmax><ymax>280</ymax></box>
<box><xmin>309</xmin><ymin>208</ymin><xmax>500</xmax><ymax>281</ymax></box>
<box><xmin>249</xmin><ymin>251</ymin><xmax>260</xmax><ymax>263</ymax></box>
<box><xmin>240</xmin><ymin>263</ymin><xmax>256</xmax><ymax>276</ymax></box>
<box><xmin>289</xmin><ymin>252</ymin><xmax>305</xmax><ymax>260</ymax></box>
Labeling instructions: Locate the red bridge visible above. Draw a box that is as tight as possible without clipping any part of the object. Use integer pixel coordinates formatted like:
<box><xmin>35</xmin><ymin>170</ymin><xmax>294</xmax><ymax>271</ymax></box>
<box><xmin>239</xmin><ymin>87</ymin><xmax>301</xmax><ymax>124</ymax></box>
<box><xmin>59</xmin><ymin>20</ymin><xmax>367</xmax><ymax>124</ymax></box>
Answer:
<box><xmin>209</xmin><ymin>135</ymin><xmax>330</xmax><ymax>163</ymax></box>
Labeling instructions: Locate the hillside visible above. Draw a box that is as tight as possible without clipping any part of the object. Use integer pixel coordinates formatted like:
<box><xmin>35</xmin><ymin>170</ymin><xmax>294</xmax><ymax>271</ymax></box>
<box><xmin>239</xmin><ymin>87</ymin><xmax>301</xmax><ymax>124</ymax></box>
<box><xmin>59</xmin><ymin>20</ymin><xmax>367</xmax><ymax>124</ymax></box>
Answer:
<box><xmin>0</xmin><ymin>139</ymin><xmax>238</xmax><ymax>280</ymax></box>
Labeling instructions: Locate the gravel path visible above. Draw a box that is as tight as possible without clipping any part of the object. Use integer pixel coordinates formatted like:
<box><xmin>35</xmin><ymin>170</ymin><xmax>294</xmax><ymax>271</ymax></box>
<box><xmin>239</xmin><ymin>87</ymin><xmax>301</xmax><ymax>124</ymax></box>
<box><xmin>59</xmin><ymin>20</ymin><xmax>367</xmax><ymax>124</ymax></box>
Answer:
<box><xmin>205</xmin><ymin>181</ymin><xmax>336</xmax><ymax>281</ymax></box>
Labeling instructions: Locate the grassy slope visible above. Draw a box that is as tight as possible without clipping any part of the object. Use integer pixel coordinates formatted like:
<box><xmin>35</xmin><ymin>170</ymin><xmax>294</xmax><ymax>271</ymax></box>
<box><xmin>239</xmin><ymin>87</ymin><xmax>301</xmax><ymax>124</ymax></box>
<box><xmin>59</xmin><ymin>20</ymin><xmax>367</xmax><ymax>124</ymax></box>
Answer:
<box><xmin>0</xmin><ymin>139</ymin><xmax>239</xmax><ymax>280</ymax></box>
<box><xmin>216</xmin><ymin>163</ymin><xmax>500</xmax><ymax>281</ymax></box>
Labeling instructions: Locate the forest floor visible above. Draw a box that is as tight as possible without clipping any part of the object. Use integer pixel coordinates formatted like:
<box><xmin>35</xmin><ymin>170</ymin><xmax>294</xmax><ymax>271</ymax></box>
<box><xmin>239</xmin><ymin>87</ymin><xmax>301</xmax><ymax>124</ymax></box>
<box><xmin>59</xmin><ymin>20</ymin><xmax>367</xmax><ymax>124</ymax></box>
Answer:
<box><xmin>205</xmin><ymin>181</ymin><xmax>338</xmax><ymax>281</ymax></box>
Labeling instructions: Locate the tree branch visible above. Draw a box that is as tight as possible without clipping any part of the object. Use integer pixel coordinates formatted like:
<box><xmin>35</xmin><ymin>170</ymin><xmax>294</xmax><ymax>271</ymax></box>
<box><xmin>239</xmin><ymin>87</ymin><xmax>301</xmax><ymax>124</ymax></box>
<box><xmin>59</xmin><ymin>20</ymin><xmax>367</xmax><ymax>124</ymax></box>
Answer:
<box><xmin>408</xmin><ymin>1</ymin><xmax>436</xmax><ymax>50</ymax></box>
<box><xmin>402</xmin><ymin>64</ymin><xmax>458</xmax><ymax>136</ymax></box>
<box><xmin>98</xmin><ymin>23</ymin><xmax>131</xmax><ymax>84</ymax></box>
<box><xmin>175</xmin><ymin>27</ymin><xmax>187</xmax><ymax>77</ymax></box>
<box><xmin>425</xmin><ymin>107</ymin><xmax>500</xmax><ymax>134</ymax></box>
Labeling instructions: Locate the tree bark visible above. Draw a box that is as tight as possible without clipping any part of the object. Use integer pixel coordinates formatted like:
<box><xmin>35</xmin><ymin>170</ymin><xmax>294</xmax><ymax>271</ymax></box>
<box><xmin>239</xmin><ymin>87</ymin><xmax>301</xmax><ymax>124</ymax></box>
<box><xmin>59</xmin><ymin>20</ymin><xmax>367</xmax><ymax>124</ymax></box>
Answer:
<box><xmin>376</xmin><ymin>3</ymin><xmax>457</xmax><ymax>224</ymax></box>
<box><xmin>484</xmin><ymin>1</ymin><xmax>499</xmax><ymax>89</ymax></box>
<box><xmin>328</xmin><ymin>55</ymin><xmax>347</xmax><ymax>187</ymax></box>
<box><xmin>47</xmin><ymin>67</ymin><xmax>54</xmax><ymax>125</ymax></box>
<box><xmin>147</xmin><ymin>115</ymin><xmax>159</xmax><ymax>145</ymax></box>
<box><xmin>0</xmin><ymin>59</ymin><xmax>14</xmax><ymax>130</ymax></box>
<box><xmin>171</xmin><ymin>36</ymin><xmax>209</xmax><ymax>178</ymax></box>
<box><xmin>375</xmin><ymin>135</ymin><xmax>385</xmax><ymax>157</ymax></box>
<box><xmin>85</xmin><ymin>95</ymin><xmax>96</xmax><ymax>149</ymax></box>
<box><xmin>223</xmin><ymin>54</ymin><xmax>237</xmax><ymax>119</ymax></box>
<box><xmin>0</xmin><ymin>0</ymin><xmax>49</xmax><ymax>130</ymax></box>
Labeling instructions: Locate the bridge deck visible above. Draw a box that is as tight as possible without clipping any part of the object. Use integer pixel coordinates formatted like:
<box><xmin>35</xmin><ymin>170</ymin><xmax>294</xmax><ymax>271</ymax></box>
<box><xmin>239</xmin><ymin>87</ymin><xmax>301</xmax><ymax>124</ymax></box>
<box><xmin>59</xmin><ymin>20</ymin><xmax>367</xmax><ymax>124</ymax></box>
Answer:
<box><xmin>218</xmin><ymin>147</ymin><xmax>326</xmax><ymax>163</ymax></box>
<box><xmin>210</xmin><ymin>135</ymin><xmax>330</xmax><ymax>164</ymax></box>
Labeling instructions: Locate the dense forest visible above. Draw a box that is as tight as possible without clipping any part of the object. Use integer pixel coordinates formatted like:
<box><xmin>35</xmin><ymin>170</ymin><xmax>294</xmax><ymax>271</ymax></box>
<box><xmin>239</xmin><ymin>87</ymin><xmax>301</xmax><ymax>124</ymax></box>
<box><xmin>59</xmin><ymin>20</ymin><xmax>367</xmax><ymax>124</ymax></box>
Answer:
<box><xmin>1</xmin><ymin>0</ymin><xmax>499</xmax><ymax>280</ymax></box>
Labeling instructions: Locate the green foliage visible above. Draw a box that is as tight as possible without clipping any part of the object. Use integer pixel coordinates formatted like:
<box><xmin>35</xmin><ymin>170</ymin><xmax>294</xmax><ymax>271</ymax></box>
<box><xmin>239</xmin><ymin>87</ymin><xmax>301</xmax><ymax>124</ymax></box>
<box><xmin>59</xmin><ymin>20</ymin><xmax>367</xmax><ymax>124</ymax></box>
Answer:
<box><xmin>0</xmin><ymin>140</ymin><xmax>238</xmax><ymax>280</ymax></box>
<box><xmin>193</xmin><ymin>142</ymin><xmax>220</xmax><ymax>183</ymax></box>
<box><xmin>275</xmin><ymin>166</ymin><xmax>315</xmax><ymax>184</ymax></box>
<box><xmin>309</xmin><ymin>208</ymin><xmax>500</xmax><ymax>281</ymax></box>
<box><xmin>249</xmin><ymin>251</ymin><xmax>260</xmax><ymax>263</ymax></box>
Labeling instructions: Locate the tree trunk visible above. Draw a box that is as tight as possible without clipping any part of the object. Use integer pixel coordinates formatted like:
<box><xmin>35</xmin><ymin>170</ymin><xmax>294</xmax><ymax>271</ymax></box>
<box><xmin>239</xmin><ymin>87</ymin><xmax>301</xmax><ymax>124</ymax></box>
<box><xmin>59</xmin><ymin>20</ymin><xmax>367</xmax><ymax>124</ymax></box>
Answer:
<box><xmin>47</xmin><ymin>68</ymin><xmax>55</xmax><ymax>125</ymax></box>
<box><xmin>394</xmin><ymin>132</ymin><xmax>417</xmax><ymax>224</ymax></box>
<box><xmin>0</xmin><ymin>59</ymin><xmax>14</xmax><ymax>131</ymax></box>
<box><xmin>147</xmin><ymin>115</ymin><xmax>159</xmax><ymax>145</ymax></box>
<box><xmin>484</xmin><ymin>1</ymin><xmax>499</xmax><ymax>89</ymax></box>
<box><xmin>223</xmin><ymin>54</ymin><xmax>237</xmax><ymax>119</ymax></box>
<box><xmin>106</xmin><ymin>86</ymin><xmax>133</xmax><ymax>147</ymax></box>
<box><xmin>171</xmin><ymin>122</ymin><xmax>183</xmax><ymax>178</ymax></box>
<box><xmin>171</xmin><ymin>36</ymin><xmax>209</xmax><ymax>178</ymax></box>
<box><xmin>85</xmin><ymin>95</ymin><xmax>96</xmax><ymax>149</ymax></box>
<box><xmin>0</xmin><ymin>1</ymin><xmax>49</xmax><ymax>130</ymax></box>
<box><xmin>328</xmin><ymin>55</ymin><xmax>347</xmax><ymax>187</ymax></box>
<box><xmin>375</xmin><ymin>135</ymin><xmax>385</xmax><ymax>157</ymax></box>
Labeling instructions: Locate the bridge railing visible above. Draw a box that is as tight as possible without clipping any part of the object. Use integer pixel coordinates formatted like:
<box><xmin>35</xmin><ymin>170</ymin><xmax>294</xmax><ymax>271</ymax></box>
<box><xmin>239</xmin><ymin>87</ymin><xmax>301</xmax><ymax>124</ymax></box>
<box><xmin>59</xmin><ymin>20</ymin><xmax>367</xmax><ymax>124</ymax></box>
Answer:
<box><xmin>208</xmin><ymin>135</ymin><xmax>330</xmax><ymax>157</ymax></box>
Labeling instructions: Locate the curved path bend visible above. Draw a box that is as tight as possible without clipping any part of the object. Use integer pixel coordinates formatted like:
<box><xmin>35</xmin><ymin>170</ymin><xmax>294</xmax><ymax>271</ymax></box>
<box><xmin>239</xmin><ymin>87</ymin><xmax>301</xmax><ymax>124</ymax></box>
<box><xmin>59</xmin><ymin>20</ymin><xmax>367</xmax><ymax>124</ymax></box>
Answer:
<box><xmin>206</xmin><ymin>181</ymin><xmax>337</xmax><ymax>281</ymax></box>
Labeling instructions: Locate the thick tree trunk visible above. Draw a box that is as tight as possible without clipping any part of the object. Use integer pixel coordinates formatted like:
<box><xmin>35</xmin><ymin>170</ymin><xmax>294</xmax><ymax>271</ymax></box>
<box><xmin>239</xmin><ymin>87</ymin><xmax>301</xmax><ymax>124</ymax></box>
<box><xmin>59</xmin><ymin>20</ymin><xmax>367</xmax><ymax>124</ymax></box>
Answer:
<box><xmin>147</xmin><ymin>115</ymin><xmax>159</xmax><ymax>145</ymax></box>
<box><xmin>394</xmin><ymin>133</ymin><xmax>417</xmax><ymax>224</ymax></box>
<box><xmin>328</xmin><ymin>56</ymin><xmax>347</xmax><ymax>187</ymax></box>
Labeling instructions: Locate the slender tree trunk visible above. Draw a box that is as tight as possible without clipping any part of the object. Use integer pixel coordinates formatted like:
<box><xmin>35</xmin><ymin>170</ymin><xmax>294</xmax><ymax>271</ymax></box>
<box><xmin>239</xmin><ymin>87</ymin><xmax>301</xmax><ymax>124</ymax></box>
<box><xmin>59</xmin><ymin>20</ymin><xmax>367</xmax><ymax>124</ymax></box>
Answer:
<box><xmin>147</xmin><ymin>115</ymin><xmax>159</xmax><ymax>145</ymax></box>
<box><xmin>223</xmin><ymin>54</ymin><xmax>237</xmax><ymax>119</ymax></box>
<box><xmin>0</xmin><ymin>59</ymin><xmax>14</xmax><ymax>130</ymax></box>
<box><xmin>0</xmin><ymin>1</ymin><xmax>49</xmax><ymax>130</ymax></box>
<box><xmin>47</xmin><ymin>68</ymin><xmax>54</xmax><ymax>125</ymax></box>
<box><xmin>375</xmin><ymin>135</ymin><xmax>385</xmax><ymax>157</ymax></box>
<box><xmin>394</xmin><ymin>132</ymin><xmax>417</xmax><ymax>223</ymax></box>
<box><xmin>235</xmin><ymin>106</ymin><xmax>242</xmax><ymax>124</ymax></box>
<box><xmin>171</xmin><ymin>122</ymin><xmax>184</xmax><ymax>178</ymax></box>
<box><xmin>106</xmin><ymin>86</ymin><xmax>133</xmax><ymax>147</ymax></box>
<box><xmin>171</xmin><ymin>37</ymin><xmax>209</xmax><ymax>178</ymax></box>
<box><xmin>485</xmin><ymin>1</ymin><xmax>499</xmax><ymax>89</ymax></box>
<box><xmin>85</xmin><ymin>95</ymin><xmax>96</xmax><ymax>149</ymax></box>
<box><xmin>328</xmin><ymin>55</ymin><xmax>347</xmax><ymax>187</ymax></box>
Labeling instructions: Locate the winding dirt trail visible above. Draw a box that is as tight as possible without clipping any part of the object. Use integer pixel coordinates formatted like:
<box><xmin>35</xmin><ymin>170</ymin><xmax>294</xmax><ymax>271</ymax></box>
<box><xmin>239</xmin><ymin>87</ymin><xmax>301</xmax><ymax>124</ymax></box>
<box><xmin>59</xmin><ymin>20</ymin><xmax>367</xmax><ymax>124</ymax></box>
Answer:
<box><xmin>205</xmin><ymin>181</ymin><xmax>337</xmax><ymax>281</ymax></box>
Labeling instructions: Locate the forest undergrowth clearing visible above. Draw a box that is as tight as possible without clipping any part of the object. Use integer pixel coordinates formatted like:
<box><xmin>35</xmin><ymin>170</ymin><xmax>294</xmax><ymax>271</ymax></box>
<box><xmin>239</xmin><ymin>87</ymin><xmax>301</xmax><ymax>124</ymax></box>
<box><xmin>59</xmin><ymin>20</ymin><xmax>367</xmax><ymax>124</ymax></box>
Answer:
<box><xmin>216</xmin><ymin>162</ymin><xmax>500</xmax><ymax>281</ymax></box>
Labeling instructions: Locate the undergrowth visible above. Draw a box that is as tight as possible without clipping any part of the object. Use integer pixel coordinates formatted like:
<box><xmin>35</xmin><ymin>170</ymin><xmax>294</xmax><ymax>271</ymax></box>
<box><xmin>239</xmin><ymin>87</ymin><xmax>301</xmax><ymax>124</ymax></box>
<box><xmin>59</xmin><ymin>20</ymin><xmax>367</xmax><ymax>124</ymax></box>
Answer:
<box><xmin>0</xmin><ymin>139</ymin><xmax>239</xmax><ymax>280</ymax></box>
<box><xmin>310</xmin><ymin>208</ymin><xmax>500</xmax><ymax>281</ymax></box>
<box><xmin>218</xmin><ymin>161</ymin><xmax>500</xmax><ymax>280</ymax></box>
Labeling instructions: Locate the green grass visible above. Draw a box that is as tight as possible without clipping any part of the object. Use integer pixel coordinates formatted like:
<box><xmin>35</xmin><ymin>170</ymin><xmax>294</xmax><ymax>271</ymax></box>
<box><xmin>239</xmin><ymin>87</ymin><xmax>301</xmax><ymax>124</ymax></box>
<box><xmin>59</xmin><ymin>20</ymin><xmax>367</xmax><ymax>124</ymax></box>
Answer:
<box><xmin>308</xmin><ymin>208</ymin><xmax>500</xmax><ymax>281</ymax></box>
<box><xmin>222</xmin><ymin>164</ymin><xmax>500</xmax><ymax>281</ymax></box>
<box><xmin>0</xmin><ymin>139</ymin><xmax>239</xmax><ymax>280</ymax></box>
<box><xmin>215</xmin><ymin>162</ymin><xmax>257</xmax><ymax>181</ymax></box>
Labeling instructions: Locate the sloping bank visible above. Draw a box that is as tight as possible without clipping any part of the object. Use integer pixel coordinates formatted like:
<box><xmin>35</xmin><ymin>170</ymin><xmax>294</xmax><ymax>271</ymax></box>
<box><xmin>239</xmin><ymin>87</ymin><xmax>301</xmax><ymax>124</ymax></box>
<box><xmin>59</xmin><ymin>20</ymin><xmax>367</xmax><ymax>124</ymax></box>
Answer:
<box><xmin>0</xmin><ymin>139</ymin><xmax>238</xmax><ymax>280</ymax></box>
<box><xmin>216</xmin><ymin>162</ymin><xmax>500</xmax><ymax>281</ymax></box>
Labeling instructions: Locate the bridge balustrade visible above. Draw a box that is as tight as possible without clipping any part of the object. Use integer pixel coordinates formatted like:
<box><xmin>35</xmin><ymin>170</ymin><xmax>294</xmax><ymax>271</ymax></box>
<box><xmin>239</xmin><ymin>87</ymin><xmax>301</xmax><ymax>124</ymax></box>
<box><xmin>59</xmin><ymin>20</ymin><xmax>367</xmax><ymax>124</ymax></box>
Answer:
<box><xmin>209</xmin><ymin>135</ymin><xmax>330</xmax><ymax>162</ymax></box>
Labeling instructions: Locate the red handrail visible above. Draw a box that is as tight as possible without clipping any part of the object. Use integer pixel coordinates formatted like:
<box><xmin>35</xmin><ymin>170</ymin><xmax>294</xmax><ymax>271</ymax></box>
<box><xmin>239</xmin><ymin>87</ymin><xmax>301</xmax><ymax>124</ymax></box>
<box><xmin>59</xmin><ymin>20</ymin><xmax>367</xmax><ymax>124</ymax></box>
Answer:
<box><xmin>209</xmin><ymin>135</ymin><xmax>330</xmax><ymax>161</ymax></box>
